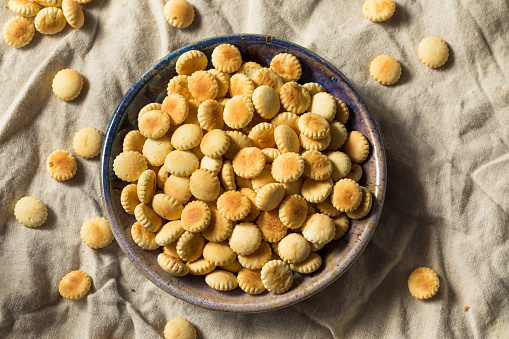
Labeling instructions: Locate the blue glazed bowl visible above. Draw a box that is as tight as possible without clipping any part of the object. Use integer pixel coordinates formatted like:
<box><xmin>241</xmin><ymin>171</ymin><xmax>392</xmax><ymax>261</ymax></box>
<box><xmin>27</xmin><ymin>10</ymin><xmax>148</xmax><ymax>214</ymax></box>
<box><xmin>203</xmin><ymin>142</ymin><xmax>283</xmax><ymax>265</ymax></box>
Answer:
<box><xmin>101</xmin><ymin>34</ymin><xmax>386</xmax><ymax>312</ymax></box>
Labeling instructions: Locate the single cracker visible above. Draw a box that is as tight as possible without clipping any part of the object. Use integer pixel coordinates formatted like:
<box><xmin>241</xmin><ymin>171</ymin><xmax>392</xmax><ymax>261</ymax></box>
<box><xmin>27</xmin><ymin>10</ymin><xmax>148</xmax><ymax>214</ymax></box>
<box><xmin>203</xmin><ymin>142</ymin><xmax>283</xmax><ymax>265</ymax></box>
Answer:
<box><xmin>164</xmin><ymin>150</ymin><xmax>198</xmax><ymax>176</ymax></box>
<box><xmin>302</xmin><ymin>150</ymin><xmax>332</xmax><ymax>181</ymax></box>
<box><xmin>270</xmin><ymin>53</ymin><xmax>302</xmax><ymax>83</ymax></box>
<box><xmin>271</xmin><ymin>112</ymin><xmax>300</xmax><ymax>134</ymax></box>
<box><xmin>346</xmin><ymin>163</ymin><xmax>363</xmax><ymax>182</ymax></box>
<box><xmin>200</xmin><ymin>129</ymin><xmax>230</xmax><ymax>158</ymax></box>
<box><xmin>290</xmin><ymin>252</ymin><xmax>322</xmax><ymax>274</ymax></box>
<box><xmin>171</xmin><ymin>124</ymin><xmax>203</xmax><ymax>151</ymax></box>
<box><xmin>181</xmin><ymin>200</ymin><xmax>211</xmax><ymax>233</ymax></box>
<box><xmin>299</xmin><ymin>133</ymin><xmax>331</xmax><ymax>151</ymax></box>
<box><xmin>176</xmin><ymin>231</ymin><xmax>205</xmax><ymax>262</ymax></box>
<box><xmin>202</xmin><ymin>241</ymin><xmax>237</xmax><ymax>266</ymax></box>
<box><xmin>342</xmin><ymin>131</ymin><xmax>370</xmax><ymax>163</ymax></box>
<box><xmin>279</xmin><ymin>81</ymin><xmax>311</xmax><ymax>114</ymax></box>
<box><xmin>261</xmin><ymin>148</ymin><xmax>281</xmax><ymax>164</ymax></box>
<box><xmin>201</xmin><ymin>208</ymin><xmax>233</xmax><ymax>242</ymax></box>
<box><xmin>188</xmin><ymin>70</ymin><xmax>219</xmax><ymax>102</ymax></box>
<box><xmin>164</xmin><ymin>317</ymin><xmax>197</xmax><ymax>339</ymax></box>
<box><xmin>327</xmin><ymin>151</ymin><xmax>352</xmax><ymax>181</ymax></box>
<box><xmin>8</xmin><ymin>0</ymin><xmax>40</xmax><ymax>17</ymax></box>
<box><xmin>223</xmin><ymin>95</ymin><xmax>254</xmax><ymax>130</ymax></box>
<box><xmin>298</xmin><ymin>113</ymin><xmax>330</xmax><ymax>140</ymax></box>
<box><xmin>198</xmin><ymin>99</ymin><xmax>224</xmax><ymax>131</ymax></box>
<box><xmin>208</xmin><ymin>69</ymin><xmax>230</xmax><ymax>99</ymax></box>
<box><xmin>201</xmin><ymin>156</ymin><xmax>223</xmax><ymax>175</ymax></box>
<box><xmin>220</xmin><ymin>259</ymin><xmax>243</xmax><ymax>273</ymax></box>
<box><xmin>3</xmin><ymin>15</ymin><xmax>34</xmax><ymax>48</ymax></box>
<box><xmin>167</xmin><ymin>74</ymin><xmax>192</xmax><ymax>100</ymax></box>
<box><xmin>62</xmin><ymin>0</ymin><xmax>84</xmax><ymax>28</ymax></box>
<box><xmin>302</xmin><ymin>82</ymin><xmax>325</xmax><ymax>96</ymax></box>
<box><xmin>158</xmin><ymin>252</ymin><xmax>189</xmax><ymax>276</ymax></box>
<box><xmin>251</xmin><ymin>164</ymin><xmax>276</xmax><ymax>191</ymax></box>
<box><xmin>278</xmin><ymin>194</ymin><xmax>308</xmax><ymax>229</ymax></box>
<box><xmin>211</xmin><ymin>44</ymin><xmax>242</xmax><ymax>73</ymax></box>
<box><xmin>52</xmin><ymin>69</ymin><xmax>83</xmax><ymax>101</ymax></box>
<box><xmin>14</xmin><ymin>196</ymin><xmax>48</xmax><ymax>228</ymax></box>
<box><xmin>155</xmin><ymin>220</ymin><xmax>184</xmax><ymax>246</ymax></box>
<box><xmin>229</xmin><ymin>222</ymin><xmax>262</xmax><ymax>255</ymax></box>
<box><xmin>135</xmin><ymin>203</ymin><xmax>162</xmax><ymax>233</ymax></box>
<box><xmin>252</xmin><ymin>67</ymin><xmax>283</xmax><ymax>94</ymax></box>
<box><xmin>161</xmin><ymin>93</ymin><xmax>189</xmax><ymax>125</ymax></box>
<box><xmin>239</xmin><ymin>187</ymin><xmax>260</xmax><ymax>222</ymax></box>
<box><xmin>138</xmin><ymin>110</ymin><xmax>170</xmax><ymax>139</ymax></box>
<box><xmin>301</xmin><ymin>213</ymin><xmax>335</xmax><ymax>245</ymax></box>
<box><xmin>309</xmin><ymin>92</ymin><xmax>336</xmax><ymax>122</ymax></box>
<box><xmin>334</xmin><ymin>98</ymin><xmax>350</xmax><ymax>124</ymax></box>
<box><xmin>260</xmin><ymin>260</ymin><xmax>293</xmax><ymax>294</ymax></box>
<box><xmin>205</xmin><ymin>270</ymin><xmax>238</xmax><ymax>291</ymax></box>
<box><xmin>301</xmin><ymin>177</ymin><xmax>333</xmax><ymax>204</ymax></box>
<box><xmin>123</xmin><ymin>130</ymin><xmax>146</xmax><ymax>153</ymax></box>
<box><xmin>232</xmin><ymin>147</ymin><xmax>266</xmax><ymax>179</ymax></box>
<box><xmin>248</xmin><ymin>122</ymin><xmax>276</xmax><ymax>149</ymax></box>
<box><xmin>271</xmin><ymin>152</ymin><xmax>304</xmax><ymax>183</ymax></box>
<box><xmin>418</xmin><ymin>36</ymin><xmax>449</xmax><ymax>68</ymax></box>
<box><xmin>121</xmin><ymin>184</ymin><xmax>140</xmax><ymax>215</ymax></box>
<box><xmin>316</xmin><ymin>197</ymin><xmax>341</xmax><ymax>217</ymax></box>
<box><xmin>46</xmin><ymin>150</ymin><xmax>77</xmax><ymax>181</ymax></box>
<box><xmin>72</xmin><ymin>127</ymin><xmax>103</xmax><ymax>159</ymax></box>
<box><xmin>362</xmin><ymin>0</ymin><xmax>396</xmax><ymax>22</ymax></box>
<box><xmin>255</xmin><ymin>183</ymin><xmax>286</xmax><ymax>211</ymax></box>
<box><xmin>229</xmin><ymin>73</ymin><xmax>255</xmax><ymax>98</ymax></box>
<box><xmin>277</xmin><ymin>233</ymin><xmax>311</xmax><ymax>264</ymax></box>
<box><xmin>164</xmin><ymin>0</ymin><xmax>195</xmax><ymax>29</ymax></box>
<box><xmin>164</xmin><ymin>175</ymin><xmax>192</xmax><ymax>204</ymax></box>
<box><xmin>256</xmin><ymin>209</ymin><xmax>287</xmax><ymax>243</ymax></box>
<box><xmin>274</xmin><ymin>124</ymin><xmax>300</xmax><ymax>154</ymax></box>
<box><xmin>330</xmin><ymin>178</ymin><xmax>363</xmax><ymax>212</ymax></box>
<box><xmin>113</xmin><ymin>151</ymin><xmax>148</xmax><ymax>182</ymax></box>
<box><xmin>237</xmin><ymin>241</ymin><xmax>272</xmax><ymax>270</ymax></box>
<box><xmin>189</xmin><ymin>168</ymin><xmax>220</xmax><ymax>201</ymax></box>
<box><xmin>152</xmin><ymin>193</ymin><xmax>183</xmax><ymax>220</ymax></box>
<box><xmin>34</xmin><ymin>7</ymin><xmax>66</xmax><ymax>34</ymax></box>
<box><xmin>326</xmin><ymin>120</ymin><xmax>348</xmax><ymax>151</ymax></box>
<box><xmin>136</xmin><ymin>169</ymin><xmax>156</xmax><ymax>204</ymax></box>
<box><xmin>252</xmin><ymin>85</ymin><xmax>280</xmax><ymax>119</ymax></box>
<box><xmin>237</xmin><ymin>61</ymin><xmax>263</xmax><ymax>79</ymax></box>
<box><xmin>186</xmin><ymin>258</ymin><xmax>215</xmax><ymax>276</ymax></box>
<box><xmin>408</xmin><ymin>267</ymin><xmax>440</xmax><ymax>300</ymax></box>
<box><xmin>131</xmin><ymin>221</ymin><xmax>159</xmax><ymax>250</ymax></box>
<box><xmin>346</xmin><ymin>186</ymin><xmax>373</xmax><ymax>219</ymax></box>
<box><xmin>223</xmin><ymin>131</ymin><xmax>251</xmax><ymax>160</ymax></box>
<box><xmin>370</xmin><ymin>55</ymin><xmax>401</xmax><ymax>85</ymax></box>
<box><xmin>80</xmin><ymin>217</ymin><xmax>113</xmax><ymax>249</ymax></box>
<box><xmin>142</xmin><ymin>135</ymin><xmax>173</xmax><ymax>167</ymax></box>
<box><xmin>59</xmin><ymin>270</ymin><xmax>91</xmax><ymax>300</ymax></box>
<box><xmin>332</xmin><ymin>213</ymin><xmax>350</xmax><ymax>240</ymax></box>
<box><xmin>237</xmin><ymin>268</ymin><xmax>266</xmax><ymax>294</ymax></box>
<box><xmin>219</xmin><ymin>159</ymin><xmax>236</xmax><ymax>190</ymax></box>
<box><xmin>217</xmin><ymin>190</ymin><xmax>251</xmax><ymax>221</ymax></box>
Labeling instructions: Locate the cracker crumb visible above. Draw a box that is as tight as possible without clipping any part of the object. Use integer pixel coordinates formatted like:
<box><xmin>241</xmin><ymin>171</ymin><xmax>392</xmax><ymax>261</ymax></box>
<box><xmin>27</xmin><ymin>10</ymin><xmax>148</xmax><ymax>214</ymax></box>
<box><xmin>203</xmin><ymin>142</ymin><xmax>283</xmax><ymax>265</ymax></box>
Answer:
<box><xmin>464</xmin><ymin>305</ymin><xmax>470</xmax><ymax>312</ymax></box>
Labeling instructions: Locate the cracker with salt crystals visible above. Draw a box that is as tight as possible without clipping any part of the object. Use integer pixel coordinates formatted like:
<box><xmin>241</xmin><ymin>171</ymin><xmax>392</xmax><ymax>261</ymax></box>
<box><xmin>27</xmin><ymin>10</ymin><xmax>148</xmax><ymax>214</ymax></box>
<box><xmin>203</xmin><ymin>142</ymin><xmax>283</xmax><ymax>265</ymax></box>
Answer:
<box><xmin>211</xmin><ymin>44</ymin><xmax>242</xmax><ymax>73</ymax></box>
<box><xmin>342</xmin><ymin>131</ymin><xmax>370</xmax><ymax>163</ymax></box>
<box><xmin>161</xmin><ymin>93</ymin><xmax>189</xmax><ymax>125</ymax></box>
<box><xmin>290</xmin><ymin>252</ymin><xmax>322</xmax><ymax>274</ymax></box>
<box><xmin>205</xmin><ymin>270</ymin><xmax>238</xmax><ymax>291</ymax></box>
<box><xmin>164</xmin><ymin>0</ymin><xmax>195</xmax><ymax>29</ymax></box>
<box><xmin>271</xmin><ymin>152</ymin><xmax>304</xmax><ymax>183</ymax></box>
<box><xmin>200</xmin><ymin>129</ymin><xmax>230</xmax><ymax>158</ymax></box>
<box><xmin>131</xmin><ymin>221</ymin><xmax>159</xmax><ymax>250</ymax></box>
<box><xmin>59</xmin><ymin>270</ymin><xmax>91</xmax><ymax>300</ymax></box>
<box><xmin>302</xmin><ymin>150</ymin><xmax>333</xmax><ymax>181</ymax></box>
<box><xmin>14</xmin><ymin>196</ymin><xmax>48</xmax><ymax>228</ymax></box>
<box><xmin>279</xmin><ymin>81</ymin><xmax>311</xmax><ymax>114</ymax></box>
<box><xmin>370</xmin><ymin>54</ymin><xmax>401</xmax><ymax>85</ymax></box>
<box><xmin>330</xmin><ymin>178</ymin><xmax>363</xmax><ymax>212</ymax></box>
<box><xmin>135</xmin><ymin>203</ymin><xmax>162</xmax><ymax>233</ymax></box>
<box><xmin>278</xmin><ymin>194</ymin><xmax>308</xmax><ymax>229</ymax></box>
<box><xmin>229</xmin><ymin>222</ymin><xmax>262</xmax><ymax>255</ymax></box>
<box><xmin>164</xmin><ymin>317</ymin><xmax>197</xmax><ymax>339</ymax></box>
<box><xmin>232</xmin><ymin>147</ymin><xmax>266</xmax><ymax>179</ymax></box>
<box><xmin>156</xmin><ymin>220</ymin><xmax>184</xmax><ymax>246</ymax></box>
<box><xmin>52</xmin><ymin>69</ymin><xmax>83</xmax><ymax>101</ymax></box>
<box><xmin>176</xmin><ymin>231</ymin><xmax>205</xmax><ymax>262</ymax></box>
<box><xmin>362</xmin><ymin>0</ymin><xmax>396</xmax><ymax>22</ymax></box>
<box><xmin>138</xmin><ymin>110</ymin><xmax>170</xmax><ymax>139</ymax></box>
<box><xmin>123</xmin><ymin>130</ymin><xmax>146</xmax><ymax>153</ymax></box>
<box><xmin>418</xmin><ymin>36</ymin><xmax>449</xmax><ymax>68</ymax></box>
<box><xmin>202</xmin><ymin>241</ymin><xmax>236</xmax><ymax>266</ymax></box>
<box><xmin>270</xmin><ymin>53</ymin><xmax>302</xmax><ymax>83</ymax></box>
<box><xmin>346</xmin><ymin>186</ymin><xmax>373</xmax><ymax>219</ymax></box>
<box><xmin>164</xmin><ymin>150</ymin><xmax>198</xmax><ymax>176</ymax></box>
<box><xmin>256</xmin><ymin>209</ymin><xmax>287</xmax><ymax>243</ymax></box>
<box><xmin>252</xmin><ymin>85</ymin><xmax>280</xmax><ymax>119</ymax></box>
<box><xmin>3</xmin><ymin>15</ymin><xmax>34</xmax><ymax>48</ymax></box>
<box><xmin>80</xmin><ymin>217</ymin><xmax>113</xmax><ymax>249</ymax></box>
<box><xmin>164</xmin><ymin>175</ymin><xmax>192</xmax><ymax>204</ymax></box>
<box><xmin>181</xmin><ymin>200</ymin><xmax>211</xmax><ymax>233</ymax></box>
<box><xmin>237</xmin><ymin>240</ymin><xmax>272</xmax><ymax>270</ymax></box>
<box><xmin>189</xmin><ymin>168</ymin><xmax>220</xmax><ymax>201</ymax></box>
<box><xmin>158</xmin><ymin>252</ymin><xmax>189</xmax><ymax>276</ymax></box>
<box><xmin>35</xmin><ymin>7</ymin><xmax>66</xmax><ymax>34</ymax></box>
<box><xmin>73</xmin><ymin>127</ymin><xmax>103</xmax><ymax>159</ymax></box>
<box><xmin>46</xmin><ymin>150</ymin><xmax>77</xmax><ymax>181</ymax></box>
<box><xmin>237</xmin><ymin>268</ymin><xmax>265</xmax><ymax>294</ymax></box>
<box><xmin>152</xmin><ymin>193</ymin><xmax>183</xmax><ymax>220</ymax></box>
<box><xmin>198</xmin><ymin>99</ymin><xmax>224</xmax><ymax>131</ymax></box>
<box><xmin>261</xmin><ymin>260</ymin><xmax>293</xmax><ymax>294</ymax></box>
<box><xmin>223</xmin><ymin>95</ymin><xmax>254</xmax><ymax>129</ymax></box>
<box><xmin>408</xmin><ymin>267</ymin><xmax>440</xmax><ymax>300</ymax></box>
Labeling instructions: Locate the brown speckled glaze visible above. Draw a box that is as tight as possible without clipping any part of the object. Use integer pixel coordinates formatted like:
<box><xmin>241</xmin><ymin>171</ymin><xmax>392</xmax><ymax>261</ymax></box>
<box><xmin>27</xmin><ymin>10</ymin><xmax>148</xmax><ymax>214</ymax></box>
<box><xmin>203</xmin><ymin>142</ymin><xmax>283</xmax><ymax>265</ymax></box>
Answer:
<box><xmin>101</xmin><ymin>35</ymin><xmax>386</xmax><ymax>313</ymax></box>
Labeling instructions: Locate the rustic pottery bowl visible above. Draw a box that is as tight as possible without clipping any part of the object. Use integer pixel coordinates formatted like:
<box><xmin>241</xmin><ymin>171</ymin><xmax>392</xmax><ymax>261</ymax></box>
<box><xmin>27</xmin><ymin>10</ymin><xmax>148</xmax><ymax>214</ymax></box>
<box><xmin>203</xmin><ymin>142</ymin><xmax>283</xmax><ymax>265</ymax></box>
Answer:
<box><xmin>101</xmin><ymin>34</ymin><xmax>386</xmax><ymax>312</ymax></box>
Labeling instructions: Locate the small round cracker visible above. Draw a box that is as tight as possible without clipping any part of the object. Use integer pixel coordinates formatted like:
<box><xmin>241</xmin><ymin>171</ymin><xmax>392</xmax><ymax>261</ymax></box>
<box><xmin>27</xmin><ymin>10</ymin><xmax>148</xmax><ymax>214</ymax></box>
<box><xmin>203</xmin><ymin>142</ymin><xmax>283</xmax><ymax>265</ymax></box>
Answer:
<box><xmin>211</xmin><ymin>44</ymin><xmax>242</xmax><ymax>73</ymax></box>
<box><xmin>8</xmin><ymin>0</ymin><xmax>40</xmax><ymax>17</ymax></box>
<box><xmin>302</xmin><ymin>82</ymin><xmax>325</xmax><ymax>96</ymax></box>
<box><xmin>164</xmin><ymin>317</ymin><xmax>197</xmax><ymax>339</ymax></box>
<box><xmin>220</xmin><ymin>259</ymin><xmax>243</xmax><ymax>273</ymax></box>
<box><xmin>229</xmin><ymin>73</ymin><xmax>255</xmax><ymax>98</ymax></box>
<box><xmin>164</xmin><ymin>0</ymin><xmax>195</xmax><ymax>28</ymax></box>
<box><xmin>34</xmin><ymin>7</ymin><xmax>66</xmax><ymax>34</ymax></box>
<box><xmin>278</xmin><ymin>194</ymin><xmax>308</xmax><ymax>229</ymax></box>
<box><xmin>332</xmin><ymin>213</ymin><xmax>350</xmax><ymax>240</ymax></box>
<box><xmin>52</xmin><ymin>68</ymin><xmax>83</xmax><ymax>101</ymax></box>
<box><xmin>408</xmin><ymin>267</ymin><xmax>440</xmax><ymax>300</ymax></box>
<box><xmin>298</xmin><ymin>113</ymin><xmax>330</xmax><ymax>140</ymax></box>
<box><xmin>271</xmin><ymin>152</ymin><xmax>304</xmax><ymax>183</ymax></box>
<box><xmin>237</xmin><ymin>240</ymin><xmax>272</xmax><ymax>270</ymax></box>
<box><xmin>181</xmin><ymin>200</ymin><xmax>211</xmax><ymax>233</ymax></box>
<box><xmin>238</xmin><ymin>187</ymin><xmax>260</xmax><ymax>222</ymax></box>
<box><xmin>334</xmin><ymin>98</ymin><xmax>350</xmax><ymax>124</ymax></box>
<box><xmin>256</xmin><ymin>209</ymin><xmax>287</xmax><ymax>243</ymax></box>
<box><xmin>62</xmin><ymin>0</ymin><xmax>84</xmax><ymax>28</ymax></box>
<box><xmin>3</xmin><ymin>15</ymin><xmax>34</xmax><ymax>48</ymax></box>
<box><xmin>72</xmin><ymin>127</ymin><xmax>103</xmax><ymax>159</ymax></box>
<box><xmin>137</xmin><ymin>169</ymin><xmax>156</xmax><ymax>204</ymax></box>
<box><xmin>113</xmin><ymin>151</ymin><xmax>148</xmax><ymax>182</ymax></box>
<box><xmin>201</xmin><ymin>156</ymin><xmax>223</xmax><ymax>175</ymax></box>
<box><xmin>155</xmin><ymin>220</ymin><xmax>184</xmax><ymax>246</ymax></box>
<box><xmin>326</xmin><ymin>121</ymin><xmax>348</xmax><ymax>151</ymax></box>
<box><xmin>309</xmin><ymin>92</ymin><xmax>336</xmax><ymax>122</ymax></box>
<box><xmin>200</xmin><ymin>129</ymin><xmax>230</xmax><ymax>159</ymax></box>
<box><xmin>418</xmin><ymin>36</ymin><xmax>449</xmax><ymax>68</ymax></box>
<box><xmin>301</xmin><ymin>213</ymin><xmax>335</xmax><ymax>245</ymax></box>
<box><xmin>187</xmin><ymin>258</ymin><xmax>215</xmax><ymax>276</ymax></box>
<box><xmin>282</xmin><ymin>176</ymin><xmax>302</xmax><ymax>196</ymax></box>
<box><xmin>370</xmin><ymin>55</ymin><xmax>401</xmax><ymax>86</ymax></box>
<box><xmin>248</xmin><ymin>122</ymin><xmax>275</xmax><ymax>149</ymax></box>
<box><xmin>152</xmin><ymin>193</ymin><xmax>183</xmax><ymax>220</ymax></box>
<box><xmin>158</xmin><ymin>252</ymin><xmax>189</xmax><ymax>276</ymax></box>
<box><xmin>167</xmin><ymin>74</ymin><xmax>192</xmax><ymax>100</ymax></box>
<box><xmin>301</xmin><ymin>177</ymin><xmax>333</xmax><ymax>204</ymax></box>
<box><xmin>327</xmin><ymin>151</ymin><xmax>352</xmax><ymax>181</ymax></box>
<box><xmin>251</xmin><ymin>67</ymin><xmax>283</xmax><ymax>94</ymax></box>
<box><xmin>202</xmin><ymin>241</ymin><xmax>236</xmax><ymax>266</ymax></box>
<box><xmin>201</xmin><ymin>208</ymin><xmax>233</xmax><ymax>242</ymax></box>
<box><xmin>219</xmin><ymin>159</ymin><xmax>236</xmax><ymax>190</ymax></box>
<box><xmin>302</xmin><ymin>150</ymin><xmax>333</xmax><ymax>181</ymax></box>
<box><xmin>260</xmin><ymin>260</ymin><xmax>293</xmax><ymax>294</ymax></box>
<box><xmin>223</xmin><ymin>131</ymin><xmax>251</xmax><ymax>161</ymax></box>
<box><xmin>252</xmin><ymin>85</ymin><xmax>280</xmax><ymax>119</ymax></box>
<box><xmin>205</xmin><ymin>269</ymin><xmax>238</xmax><ymax>291</ymax></box>
<box><xmin>261</xmin><ymin>148</ymin><xmax>281</xmax><ymax>164</ymax></box>
<box><xmin>171</xmin><ymin>124</ymin><xmax>202</xmax><ymax>151</ymax></box>
<box><xmin>176</xmin><ymin>50</ymin><xmax>207</xmax><ymax>75</ymax></box>
<box><xmin>330</xmin><ymin>178</ymin><xmax>363</xmax><ymax>212</ymax></box>
<box><xmin>46</xmin><ymin>150</ymin><xmax>77</xmax><ymax>181</ymax></box>
<box><xmin>223</xmin><ymin>95</ymin><xmax>254</xmax><ymax>129</ymax></box>
<box><xmin>237</xmin><ymin>268</ymin><xmax>266</xmax><ymax>294</ymax></box>
<box><xmin>135</xmin><ymin>203</ymin><xmax>162</xmax><ymax>233</ymax></box>
<box><xmin>237</xmin><ymin>61</ymin><xmax>263</xmax><ymax>79</ymax></box>
<box><xmin>346</xmin><ymin>186</ymin><xmax>373</xmax><ymax>219</ymax></box>
<box><xmin>299</xmin><ymin>133</ymin><xmax>331</xmax><ymax>151</ymax></box>
<box><xmin>164</xmin><ymin>150</ymin><xmax>199</xmax><ymax>176</ymax></box>
<box><xmin>131</xmin><ymin>221</ymin><xmax>159</xmax><ymax>250</ymax></box>
<box><xmin>161</xmin><ymin>93</ymin><xmax>189</xmax><ymax>125</ymax></box>
<box><xmin>59</xmin><ymin>270</ymin><xmax>91</xmax><ymax>300</ymax></box>
<box><xmin>316</xmin><ymin>197</ymin><xmax>341</xmax><ymax>217</ymax></box>
<box><xmin>270</xmin><ymin>53</ymin><xmax>302</xmax><ymax>83</ymax></box>
<box><xmin>208</xmin><ymin>69</ymin><xmax>230</xmax><ymax>99</ymax></box>
<box><xmin>164</xmin><ymin>175</ymin><xmax>192</xmax><ymax>204</ymax></box>
<box><xmin>342</xmin><ymin>131</ymin><xmax>370</xmax><ymax>163</ymax></box>
<box><xmin>346</xmin><ymin>163</ymin><xmax>363</xmax><ymax>182</ymax></box>
<box><xmin>189</xmin><ymin>168</ymin><xmax>220</xmax><ymax>201</ymax></box>
<box><xmin>138</xmin><ymin>110</ymin><xmax>170</xmax><ymax>139</ymax></box>
<box><xmin>279</xmin><ymin>81</ymin><xmax>311</xmax><ymax>114</ymax></box>
<box><xmin>251</xmin><ymin>164</ymin><xmax>276</xmax><ymax>191</ymax></box>
<box><xmin>290</xmin><ymin>252</ymin><xmax>322</xmax><ymax>274</ymax></box>
<box><xmin>14</xmin><ymin>196</ymin><xmax>48</xmax><ymax>228</ymax></box>
<box><xmin>121</xmin><ymin>184</ymin><xmax>140</xmax><ymax>215</ymax></box>
<box><xmin>123</xmin><ymin>130</ymin><xmax>146</xmax><ymax>153</ymax></box>
<box><xmin>274</xmin><ymin>124</ymin><xmax>300</xmax><ymax>153</ymax></box>
<box><xmin>255</xmin><ymin>183</ymin><xmax>286</xmax><ymax>211</ymax></box>
<box><xmin>176</xmin><ymin>231</ymin><xmax>205</xmax><ymax>262</ymax></box>
<box><xmin>277</xmin><ymin>233</ymin><xmax>310</xmax><ymax>264</ymax></box>
<box><xmin>80</xmin><ymin>217</ymin><xmax>113</xmax><ymax>249</ymax></box>
<box><xmin>142</xmin><ymin>135</ymin><xmax>173</xmax><ymax>167</ymax></box>
<box><xmin>232</xmin><ymin>147</ymin><xmax>266</xmax><ymax>179</ymax></box>
<box><xmin>229</xmin><ymin>222</ymin><xmax>262</xmax><ymax>256</ymax></box>
<box><xmin>271</xmin><ymin>112</ymin><xmax>300</xmax><ymax>134</ymax></box>
<box><xmin>217</xmin><ymin>191</ymin><xmax>251</xmax><ymax>221</ymax></box>
<box><xmin>198</xmin><ymin>99</ymin><xmax>224</xmax><ymax>131</ymax></box>
<box><xmin>188</xmin><ymin>70</ymin><xmax>219</xmax><ymax>102</ymax></box>
<box><xmin>362</xmin><ymin>0</ymin><xmax>396</xmax><ymax>22</ymax></box>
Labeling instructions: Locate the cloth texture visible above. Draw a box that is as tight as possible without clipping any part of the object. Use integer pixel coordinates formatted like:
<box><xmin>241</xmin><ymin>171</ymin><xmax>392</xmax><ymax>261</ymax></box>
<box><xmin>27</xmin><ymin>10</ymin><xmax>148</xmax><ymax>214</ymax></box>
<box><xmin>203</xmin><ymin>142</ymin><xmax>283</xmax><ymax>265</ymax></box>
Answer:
<box><xmin>1</xmin><ymin>0</ymin><xmax>508</xmax><ymax>338</ymax></box>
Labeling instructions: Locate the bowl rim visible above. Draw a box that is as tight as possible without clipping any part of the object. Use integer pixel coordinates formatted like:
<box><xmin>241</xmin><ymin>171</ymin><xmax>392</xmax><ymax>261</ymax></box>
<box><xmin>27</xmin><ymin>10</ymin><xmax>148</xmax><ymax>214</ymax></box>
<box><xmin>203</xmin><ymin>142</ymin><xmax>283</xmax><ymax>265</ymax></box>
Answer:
<box><xmin>101</xmin><ymin>34</ymin><xmax>386</xmax><ymax>312</ymax></box>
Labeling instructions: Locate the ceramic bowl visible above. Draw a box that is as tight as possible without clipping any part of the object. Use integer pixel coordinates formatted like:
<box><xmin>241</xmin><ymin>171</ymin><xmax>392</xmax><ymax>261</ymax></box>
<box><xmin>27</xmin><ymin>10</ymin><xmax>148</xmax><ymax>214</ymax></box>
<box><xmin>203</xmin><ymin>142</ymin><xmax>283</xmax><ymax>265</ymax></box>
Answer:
<box><xmin>101</xmin><ymin>34</ymin><xmax>386</xmax><ymax>312</ymax></box>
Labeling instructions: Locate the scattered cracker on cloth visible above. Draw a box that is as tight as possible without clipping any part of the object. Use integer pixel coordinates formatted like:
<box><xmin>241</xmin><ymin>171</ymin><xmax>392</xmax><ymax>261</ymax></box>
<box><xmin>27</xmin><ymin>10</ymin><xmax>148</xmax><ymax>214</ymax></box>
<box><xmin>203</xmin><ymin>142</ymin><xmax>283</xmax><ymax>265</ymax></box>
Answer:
<box><xmin>1</xmin><ymin>0</ymin><xmax>509</xmax><ymax>338</ymax></box>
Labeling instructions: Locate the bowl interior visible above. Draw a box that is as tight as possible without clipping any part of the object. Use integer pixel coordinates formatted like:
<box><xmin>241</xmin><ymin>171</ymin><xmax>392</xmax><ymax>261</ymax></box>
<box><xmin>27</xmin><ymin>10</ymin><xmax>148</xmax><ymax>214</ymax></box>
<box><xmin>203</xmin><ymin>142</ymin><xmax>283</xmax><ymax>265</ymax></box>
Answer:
<box><xmin>101</xmin><ymin>35</ymin><xmax>386</xmax><ymax>312</ymax></box>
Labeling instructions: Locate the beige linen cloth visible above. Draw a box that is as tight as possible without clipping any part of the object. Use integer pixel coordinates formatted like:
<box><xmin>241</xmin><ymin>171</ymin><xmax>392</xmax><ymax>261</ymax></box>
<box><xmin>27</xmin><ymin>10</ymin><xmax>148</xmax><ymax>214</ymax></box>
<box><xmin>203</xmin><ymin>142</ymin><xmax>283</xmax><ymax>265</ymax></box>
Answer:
<box><xmin>1</xmin><ymin>1</ymin><xmax>508</xmax><ymax>338</ymax></box>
